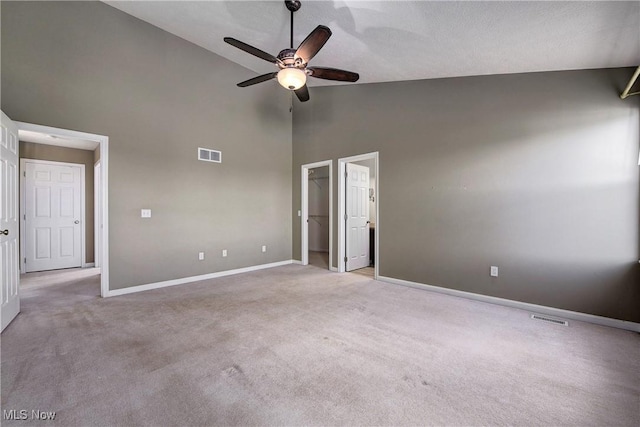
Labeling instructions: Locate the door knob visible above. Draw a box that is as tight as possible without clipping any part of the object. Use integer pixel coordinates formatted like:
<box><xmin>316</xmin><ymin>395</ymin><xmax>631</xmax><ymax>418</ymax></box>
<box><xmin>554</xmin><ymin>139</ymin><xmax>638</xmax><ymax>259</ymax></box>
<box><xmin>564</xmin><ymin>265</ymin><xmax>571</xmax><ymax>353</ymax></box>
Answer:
<box><xmin>0</xmin><ymin>229</ymin><xmax>8</xmax><ymax>235</ymax></box>
<box><xmin>74</xmin><ymin>220</ymin><xmax>80</xmax><ymax>224</ymax></box>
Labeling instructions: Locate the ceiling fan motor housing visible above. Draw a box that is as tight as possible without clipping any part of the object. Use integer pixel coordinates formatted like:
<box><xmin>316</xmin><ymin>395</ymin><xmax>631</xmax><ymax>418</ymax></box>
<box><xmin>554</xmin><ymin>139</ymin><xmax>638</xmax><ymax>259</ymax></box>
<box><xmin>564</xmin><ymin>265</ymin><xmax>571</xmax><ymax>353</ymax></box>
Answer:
<box><xmin>277</xmin><ymin>48</ymin><xmax>305</xmax><ymax>69</ymax></box>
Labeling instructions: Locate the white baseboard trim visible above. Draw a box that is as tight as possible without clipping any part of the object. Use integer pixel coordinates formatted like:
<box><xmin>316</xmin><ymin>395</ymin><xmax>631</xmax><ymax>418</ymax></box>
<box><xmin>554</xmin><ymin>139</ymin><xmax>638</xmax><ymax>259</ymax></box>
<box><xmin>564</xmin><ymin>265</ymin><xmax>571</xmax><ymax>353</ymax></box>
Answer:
<box><xmin>330</xmin><ymin>266</ymin><xmax>338</xmax><ymax>272</ymax></box>
<box><xmin>107</xmin><ymin>260</ymin><xmax>294</xmax><ymax>297</ymax></box>
<box><xmin>378</xmin><ymin>275</ymin><xmax>640</xmax><ymax>333</ymax></box>
<box><xmin>292</xmin><ymin>260</ymin><xmax>303</xmax><ymax>265</ymax></box>
<box><xmin>83</xmin><ymin>263</ymin><xmax>95</xmax><ymax>268</ymax></box>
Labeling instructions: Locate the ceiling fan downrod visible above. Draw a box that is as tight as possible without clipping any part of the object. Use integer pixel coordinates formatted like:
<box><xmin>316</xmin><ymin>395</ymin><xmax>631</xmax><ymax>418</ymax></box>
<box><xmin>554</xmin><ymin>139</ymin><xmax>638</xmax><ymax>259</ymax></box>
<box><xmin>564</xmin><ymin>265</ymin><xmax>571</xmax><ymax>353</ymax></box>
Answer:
<box><xmin>285</xmin><ymin>0</ymin><xmax>301</xmax><ymax>49</ymax></box>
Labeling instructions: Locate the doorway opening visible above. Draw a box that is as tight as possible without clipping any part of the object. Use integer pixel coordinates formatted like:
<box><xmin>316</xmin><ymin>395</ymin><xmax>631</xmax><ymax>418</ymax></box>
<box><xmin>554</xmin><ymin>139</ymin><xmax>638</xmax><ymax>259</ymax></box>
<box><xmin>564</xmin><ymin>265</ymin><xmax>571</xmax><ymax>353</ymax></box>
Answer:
<box><xmin>16</xmin><ymin>122</ymin><xmax>109</xmax><ymax>298</ymax></box>
<box><xmin>301</xmin><ymin>160</ymin><xmax>333</xmax><ymax>270</ymax></box>
<box><xmin>338</xmin><ymin>152</ymin><xmax>378</xmax><ymax>278</ymax></box>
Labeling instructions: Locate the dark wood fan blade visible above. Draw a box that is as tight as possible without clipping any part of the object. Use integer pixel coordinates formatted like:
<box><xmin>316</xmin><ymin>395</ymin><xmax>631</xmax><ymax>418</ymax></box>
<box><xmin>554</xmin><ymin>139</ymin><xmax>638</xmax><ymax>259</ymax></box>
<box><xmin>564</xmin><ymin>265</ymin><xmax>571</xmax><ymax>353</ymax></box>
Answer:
<box><xmin>237</xmin><ymin>72</ymin><xmax>278</xmax><ymax>87</ymax></box>
<box><xmin>294</xmin><ymin>25</ymin><xmax>332</xmax><ymax>64</ymax></box>
<box><xmin>224</xmin><ymin>37</ymin><xmax>278</xmax><ymax>64</ymax></box>
<box><xmin>307</xmin><ymin>67</ymin><xmax>359</xmax><ymax>82</ymax></box>
<box><xmin>295</xmin><ymin>85</ymin><xmax>310</xmax><ymax>102</ymax></box>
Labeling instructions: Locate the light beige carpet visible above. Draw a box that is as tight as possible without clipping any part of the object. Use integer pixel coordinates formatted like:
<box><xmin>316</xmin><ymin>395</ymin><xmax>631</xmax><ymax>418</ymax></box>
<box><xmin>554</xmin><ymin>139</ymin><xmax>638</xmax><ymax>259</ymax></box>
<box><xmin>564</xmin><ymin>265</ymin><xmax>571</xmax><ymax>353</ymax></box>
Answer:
<box><xmin>1</xmin><ymin>265</ymin><xmax>638</xmax><ymax>426</ymax></box>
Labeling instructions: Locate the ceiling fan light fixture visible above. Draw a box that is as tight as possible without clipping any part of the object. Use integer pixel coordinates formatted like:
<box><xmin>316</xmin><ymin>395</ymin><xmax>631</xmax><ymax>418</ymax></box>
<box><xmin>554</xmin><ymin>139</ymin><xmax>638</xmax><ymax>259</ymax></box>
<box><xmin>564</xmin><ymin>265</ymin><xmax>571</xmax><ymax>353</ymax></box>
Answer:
<box><xmin>277</xmin><ymin>67</ymin><xmax>306</xmax><ymax>90</ymax></box>
<box><xmin>224</xmin><ymin>1</ymin><xmax>358</xmax><ymax>102</ymax></box>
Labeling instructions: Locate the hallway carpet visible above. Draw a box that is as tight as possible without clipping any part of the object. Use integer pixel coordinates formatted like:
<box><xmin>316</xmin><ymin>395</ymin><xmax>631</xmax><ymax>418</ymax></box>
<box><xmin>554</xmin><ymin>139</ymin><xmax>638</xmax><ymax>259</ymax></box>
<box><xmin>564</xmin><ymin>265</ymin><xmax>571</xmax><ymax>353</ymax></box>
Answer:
<box><xmin>1</xmin><ymin>265</ymin><xmax>638</xmax><ymax>426</ymax></box>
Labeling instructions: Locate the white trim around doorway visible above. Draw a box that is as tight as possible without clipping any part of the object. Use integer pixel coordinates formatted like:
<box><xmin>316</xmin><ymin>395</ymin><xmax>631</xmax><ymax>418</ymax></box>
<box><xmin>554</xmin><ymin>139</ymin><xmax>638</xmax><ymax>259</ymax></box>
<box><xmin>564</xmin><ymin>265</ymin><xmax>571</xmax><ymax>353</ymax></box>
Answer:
<box><xmin>94</xmin><ymin>161</ymin><xmax>102</xmax><ymax>269</ymax></box>
<box><xmin>301</xmin><ymin>160</ymin><xmax>333</xmax><ymax>269</ymax></box>
<box><xmin>16</xmin><ymin>121</ymin><xmax>109</xmax><ymax>298</ymax></box>
<box><xmin>338</xmin><ymin>152</ymin><xmax>379</xmax><ymax>278</ymax></box>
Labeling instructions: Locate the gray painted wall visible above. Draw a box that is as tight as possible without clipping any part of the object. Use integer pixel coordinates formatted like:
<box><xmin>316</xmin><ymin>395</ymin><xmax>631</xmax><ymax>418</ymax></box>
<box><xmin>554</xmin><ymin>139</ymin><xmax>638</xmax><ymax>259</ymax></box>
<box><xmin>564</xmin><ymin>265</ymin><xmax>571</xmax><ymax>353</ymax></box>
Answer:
<box><xmin>2</xmin><ymin>1</ymin><xmax>292</xmax><ymax>289</ymax></box>
<box><xmin>20</xmin><ymin>142</ymin><xmax>96</xmax><ymax>263</ymax></box>
<box><xmin>293</xmin><ymin>69</ymin><xmax>640</xmax><ymax>323</ymax></box>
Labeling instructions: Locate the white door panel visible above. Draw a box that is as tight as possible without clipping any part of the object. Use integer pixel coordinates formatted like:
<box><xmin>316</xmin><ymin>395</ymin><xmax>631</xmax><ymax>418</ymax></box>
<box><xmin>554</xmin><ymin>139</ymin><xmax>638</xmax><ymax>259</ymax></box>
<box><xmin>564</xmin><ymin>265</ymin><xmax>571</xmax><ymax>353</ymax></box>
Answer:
<box><xmin>25</xmin><ymin>161</ymin><xmax>82</xmax><ymax>272</ymax></box>
<box><xmin>1</xmin><ymin>110</ymin><xmax>20</xmax><ymax>331</ymax></box>
<box><xmin>346</xmin><ymin>163</ymin><xmax>370</xmax><ymax>271</ymax></box>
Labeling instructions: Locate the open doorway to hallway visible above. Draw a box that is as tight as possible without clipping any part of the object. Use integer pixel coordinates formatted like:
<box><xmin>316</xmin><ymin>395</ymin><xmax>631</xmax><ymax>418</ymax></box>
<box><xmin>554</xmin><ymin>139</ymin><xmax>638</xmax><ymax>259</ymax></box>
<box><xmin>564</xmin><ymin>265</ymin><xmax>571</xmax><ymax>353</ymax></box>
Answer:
<box><xmin>19</xmin><ymin>137</ymin><xmax>100</xmax><ymax>297</ymax></box>
<box><xmin>17</xmin><ymin>122</ymin><xmax>109</xmax><ymax>298</ymax></box>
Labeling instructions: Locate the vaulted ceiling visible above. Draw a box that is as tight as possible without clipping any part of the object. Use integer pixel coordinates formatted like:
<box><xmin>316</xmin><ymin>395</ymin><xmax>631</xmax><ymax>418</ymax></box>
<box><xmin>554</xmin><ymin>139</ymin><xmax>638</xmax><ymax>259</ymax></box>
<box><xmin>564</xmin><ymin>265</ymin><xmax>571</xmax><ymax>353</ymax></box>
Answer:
<box><xmin>105</xmin><ymin>1</ymin><xmax>640</xmax><ymax>87</ymax></box>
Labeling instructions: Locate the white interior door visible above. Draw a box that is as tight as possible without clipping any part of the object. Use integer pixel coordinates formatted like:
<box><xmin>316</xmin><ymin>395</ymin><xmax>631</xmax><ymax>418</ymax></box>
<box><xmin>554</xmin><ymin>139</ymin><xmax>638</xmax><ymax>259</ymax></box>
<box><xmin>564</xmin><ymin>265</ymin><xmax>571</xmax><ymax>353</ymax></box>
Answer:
<box><xmin>1</xmin><ymin>111</ymin><xmax>20</xmax><ymax>331</ymax></box>
<box><xmin>24</xmin><ymin>161</ymin><xmax>83</xmax><ymax>272</ymax></box>
<box><xmin>346</xmin><ymin>163</ymin><xmax>370</xmax><ymax>271</ymax></box>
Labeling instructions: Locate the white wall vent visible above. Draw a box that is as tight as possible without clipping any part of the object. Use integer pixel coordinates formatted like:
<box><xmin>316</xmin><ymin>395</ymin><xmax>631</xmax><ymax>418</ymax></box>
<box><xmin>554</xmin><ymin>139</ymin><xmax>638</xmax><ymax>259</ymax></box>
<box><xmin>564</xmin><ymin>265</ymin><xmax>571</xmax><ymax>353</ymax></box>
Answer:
<box><xmin>198</xmin><ymin>147</ymin><xmax>221</xmax><ymax>163</ymax></box>
<box><xmin>531</xmin><ymin>314</ymin><xmax>569</xmax><ymax>326</ymax></box>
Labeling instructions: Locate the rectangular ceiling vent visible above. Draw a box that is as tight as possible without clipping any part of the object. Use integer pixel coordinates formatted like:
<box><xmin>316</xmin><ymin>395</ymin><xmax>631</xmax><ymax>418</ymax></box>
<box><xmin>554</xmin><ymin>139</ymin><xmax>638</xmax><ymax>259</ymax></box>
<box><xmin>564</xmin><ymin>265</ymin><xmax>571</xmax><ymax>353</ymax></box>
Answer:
<box><xmin>198</xmin><ymin>147</ymin><xmax>221</xmax><ymax>163</ymax></box>
<box><xmin>531</xmin><ymin>314</ymin><xmax>569</xmax><ymax>327</ymax></box>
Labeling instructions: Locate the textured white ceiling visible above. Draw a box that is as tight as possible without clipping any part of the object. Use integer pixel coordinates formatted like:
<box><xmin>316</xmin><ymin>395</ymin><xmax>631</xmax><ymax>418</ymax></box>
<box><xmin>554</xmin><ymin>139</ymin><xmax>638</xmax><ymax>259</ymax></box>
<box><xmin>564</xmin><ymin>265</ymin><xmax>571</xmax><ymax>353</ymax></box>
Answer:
<box><xmin>105</xmin><ymin>1</ymin><xmax>640</xmax><ymax>87</ymax></box>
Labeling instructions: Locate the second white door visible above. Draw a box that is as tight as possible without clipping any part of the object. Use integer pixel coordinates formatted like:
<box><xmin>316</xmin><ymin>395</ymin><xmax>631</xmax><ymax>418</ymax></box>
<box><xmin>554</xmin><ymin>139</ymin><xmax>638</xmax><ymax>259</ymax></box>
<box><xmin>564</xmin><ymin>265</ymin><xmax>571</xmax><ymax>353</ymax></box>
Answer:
<box><xmin>346</xmin><ymin>163</ymin><xmax>370</xmax><ymax>271</ymax></box>
<box><xmin>1</xmin><ymin>110</ymin><xmax>20</xmax><ymax>331</ymax></box>
<box><xmin>24</xmin><ymin>160</ymin><xmax>83</xmax><ymax>272</ymax></box>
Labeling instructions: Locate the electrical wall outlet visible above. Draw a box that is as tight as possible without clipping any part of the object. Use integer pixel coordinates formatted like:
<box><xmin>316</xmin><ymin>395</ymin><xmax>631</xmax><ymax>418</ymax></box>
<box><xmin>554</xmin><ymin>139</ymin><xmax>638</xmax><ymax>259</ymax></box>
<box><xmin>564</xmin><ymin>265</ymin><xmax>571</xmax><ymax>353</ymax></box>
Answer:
<box><xmin>222</xmin><ymin>249</ymin><xmax>227</xmax><ymax>257</ymax></box>
<box><xmin>262</xmin><ymin>245</ymin><xmax>267</xmax><ymax>253</ymax></box>
<box><xmin>141</xmin><ymin>209</ymin><xmax>151</xmax><ymax>218</ymax></box>
<box><xmin>198</xmin><ymin>252</ymin><xmax>205</xmax><ymax>261</ymax></box>
<box><xmin>490</xmin><ymin>266</ymin><xmax>499</xmax><ymax>277</ymax></box>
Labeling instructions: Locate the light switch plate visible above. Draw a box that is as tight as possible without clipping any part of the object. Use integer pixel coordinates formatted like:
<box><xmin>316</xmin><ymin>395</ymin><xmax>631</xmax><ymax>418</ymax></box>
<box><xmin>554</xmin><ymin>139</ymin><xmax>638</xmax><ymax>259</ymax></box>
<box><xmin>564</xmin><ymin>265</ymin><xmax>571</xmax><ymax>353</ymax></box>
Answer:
<box><xmin>141</xmin><ymin>209</ymin><xmax>151</xmax><ymax>218</ymax></box>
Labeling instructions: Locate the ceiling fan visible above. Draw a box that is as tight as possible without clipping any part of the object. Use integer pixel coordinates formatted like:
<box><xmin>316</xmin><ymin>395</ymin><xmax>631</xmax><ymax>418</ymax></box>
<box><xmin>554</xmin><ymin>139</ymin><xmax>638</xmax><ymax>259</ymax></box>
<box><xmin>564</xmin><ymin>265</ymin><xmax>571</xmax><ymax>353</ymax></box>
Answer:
<box><xmin>223</xmin><ymin>0</ymin><xmax>359</xmax><ymax>102</ymax></box>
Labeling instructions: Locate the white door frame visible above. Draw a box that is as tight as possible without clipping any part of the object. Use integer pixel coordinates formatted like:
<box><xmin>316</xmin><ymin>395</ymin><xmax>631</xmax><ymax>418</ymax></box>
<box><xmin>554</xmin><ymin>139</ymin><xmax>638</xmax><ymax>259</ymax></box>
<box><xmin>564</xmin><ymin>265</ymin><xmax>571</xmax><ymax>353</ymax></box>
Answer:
<box><xmin>16</xmin><ymin>122</ymin><xmax>109</xmax><ymax>298</ymax></box>
<box><xmin>301</xmin><ymin>160</ymin><xmax>333</xmax><ymax>270</ymax></box>
<box><xmin>338</xmin><ymin>152</ymin><xmax>379</xmax><ymax>277</ymax></box>
<box><xmin>94</xmin><ymin>161</ymin><xmax>101</xmax><ymax>268</ymax></box>
<box><xmin>20</xmin><ymin>159</ymin><xmax>86</xmax><ymax>272</ymax></box>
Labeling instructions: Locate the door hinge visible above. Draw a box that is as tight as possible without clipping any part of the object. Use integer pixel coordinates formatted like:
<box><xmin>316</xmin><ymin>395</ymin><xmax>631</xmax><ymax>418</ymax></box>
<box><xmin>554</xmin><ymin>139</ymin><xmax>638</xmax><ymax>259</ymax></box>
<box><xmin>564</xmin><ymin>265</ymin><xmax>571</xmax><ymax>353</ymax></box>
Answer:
<box><xmin>344</xmin><ymin>171</ymin><xmax>348</xmax><ymax>178</ymax></box>
<box><xmin>344</xmin><ymin>214</ymin><xmax>348</xmax><ymax>220</ymax></box>
<box><xmin>23</xmin><ymin>171</ymin><xmax>26</xmax><ymax>177</ymax></box>
<box><xmin>24</xmin><ymin>257</ymin><xmax>26</xmax><ymax>264</ymax></box>
<box><xmin>344</xmin><ymin>257</ymin><xmax>348</xmax><ymax>263</ymax></box>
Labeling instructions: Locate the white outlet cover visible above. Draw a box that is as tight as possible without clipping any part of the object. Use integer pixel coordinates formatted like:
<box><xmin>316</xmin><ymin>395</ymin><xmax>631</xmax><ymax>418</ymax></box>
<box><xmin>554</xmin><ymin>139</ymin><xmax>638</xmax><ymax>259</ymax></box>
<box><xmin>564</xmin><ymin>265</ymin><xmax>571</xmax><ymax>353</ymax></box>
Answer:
<box><xmin>222</xmin><ymin>249</ymin><xmax>227</xmax><ymax>257</ymax></box>
<box><xmin>490</xmin><ymin>266</ymin><xmax>499</xmax><ymax>277</ymax></box>
<box><xmin>141</xmin><ymin>209</ymin><xmax>151</xmax><ymax>218</ymax></box>
<box><xmin>262</xmin><ymin>245</ymin><xmax>267</xmax><ymax>252</ymax></box>
<box><xmin>198</xmin><ymin>252</ymin><xmax>205</xmax><ymax>261</ymax></box>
